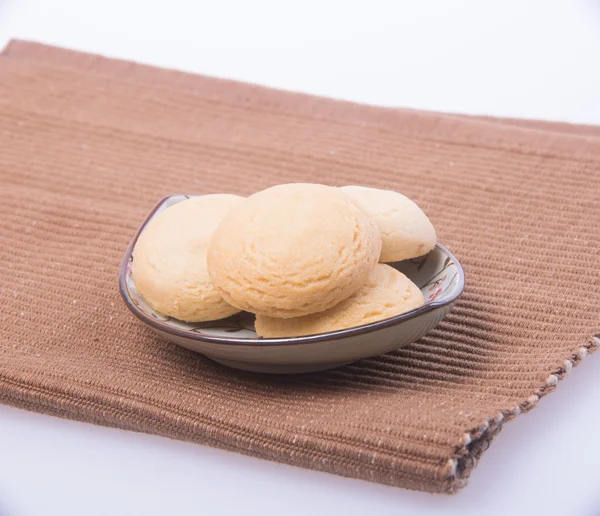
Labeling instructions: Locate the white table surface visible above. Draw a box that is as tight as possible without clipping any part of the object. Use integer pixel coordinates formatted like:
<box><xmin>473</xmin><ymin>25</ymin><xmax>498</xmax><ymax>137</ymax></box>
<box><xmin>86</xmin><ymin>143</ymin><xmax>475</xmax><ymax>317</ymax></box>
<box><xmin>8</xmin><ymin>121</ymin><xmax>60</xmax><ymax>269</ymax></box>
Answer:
<box><xmin>1</xmin><ymin>2</ymin><xmax>599</xmax><ymax>515</ymax></box>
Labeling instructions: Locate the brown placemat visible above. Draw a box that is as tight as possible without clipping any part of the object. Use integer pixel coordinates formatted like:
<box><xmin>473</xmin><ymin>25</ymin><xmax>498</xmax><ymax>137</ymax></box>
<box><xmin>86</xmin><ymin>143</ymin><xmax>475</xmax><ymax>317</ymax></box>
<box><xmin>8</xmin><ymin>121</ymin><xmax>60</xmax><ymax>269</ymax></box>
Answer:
<box><xmin>0</xmin><ymin>40</ymin><xmax>598</xmax><ymax>494</ymax></box>
<box><xmin>5</xmin><ymin>39</ymin><xmax>600</xmax><ymax>140</ymax></box>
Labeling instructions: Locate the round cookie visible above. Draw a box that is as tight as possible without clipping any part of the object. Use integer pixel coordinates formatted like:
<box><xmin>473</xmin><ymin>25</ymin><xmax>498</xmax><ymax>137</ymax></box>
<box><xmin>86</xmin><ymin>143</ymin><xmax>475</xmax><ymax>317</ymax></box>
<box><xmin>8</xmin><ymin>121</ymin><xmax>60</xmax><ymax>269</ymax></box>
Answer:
<box><xmin>207</xmin><ymin>183</ymin><xmax>382</xmax><ymax>318</ymax></box>
<box><xmin>132</xmin><ymin>195</ymin><xmax>243</xmax><ymax>322</ymax></box>
<box><xmin>340</xmin><ymin>185</ymin><xmax>436</xmax><ymax>263</ymax></box>
<box><xmin>255</xmin><ymin>264</ymin><xmax>424</xmax><ymax>337</ymax></box>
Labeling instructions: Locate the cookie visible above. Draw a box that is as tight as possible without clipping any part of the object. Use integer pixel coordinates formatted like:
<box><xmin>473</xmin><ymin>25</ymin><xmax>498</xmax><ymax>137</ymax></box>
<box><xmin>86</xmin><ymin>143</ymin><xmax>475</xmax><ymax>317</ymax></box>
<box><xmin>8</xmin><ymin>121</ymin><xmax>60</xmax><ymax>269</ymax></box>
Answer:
<box><xmin>132</xmin><ymin>195</ymin><xmax>243</xmax><ymax>322</ymax></box>
<box><xmin>341</xmin><ymin>185</ymin><xmax>436</xmax><ymax>262</ymax></box>
<box><xmin>255</xmin><ymin>264</ymin><xmax>424</xmax><ymax>337</ymax></box>
<box><xmin>207</xmin><ymin>183</ymin><xmax>382</xmax><ymax>318</ymax></box>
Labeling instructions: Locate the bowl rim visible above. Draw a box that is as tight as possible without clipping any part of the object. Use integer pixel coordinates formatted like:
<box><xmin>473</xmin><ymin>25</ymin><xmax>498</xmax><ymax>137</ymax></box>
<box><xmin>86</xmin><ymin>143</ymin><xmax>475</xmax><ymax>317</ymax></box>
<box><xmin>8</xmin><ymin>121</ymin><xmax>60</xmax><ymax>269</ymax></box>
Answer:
<box><xmin>118</xmin><ymin>195</ymin><xmax>465</xmax><ymax>347</ymax></box>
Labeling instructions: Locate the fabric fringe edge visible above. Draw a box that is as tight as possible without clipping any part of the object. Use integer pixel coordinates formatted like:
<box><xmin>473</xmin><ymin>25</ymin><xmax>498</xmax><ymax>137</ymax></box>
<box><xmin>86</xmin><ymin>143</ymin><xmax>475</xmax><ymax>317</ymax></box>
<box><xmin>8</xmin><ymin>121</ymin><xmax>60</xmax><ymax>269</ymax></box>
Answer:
<box><xmin>444</xmin><ymin>334</ymin><xmax>600</xmax><ymax>493</ymax></box>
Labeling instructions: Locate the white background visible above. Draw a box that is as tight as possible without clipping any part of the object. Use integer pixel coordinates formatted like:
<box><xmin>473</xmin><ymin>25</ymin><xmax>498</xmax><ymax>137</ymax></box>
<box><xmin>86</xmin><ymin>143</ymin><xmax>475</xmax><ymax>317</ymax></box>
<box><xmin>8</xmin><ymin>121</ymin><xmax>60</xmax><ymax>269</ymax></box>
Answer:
<box><xmin>1</xmin><ymin>1</ymin><xmax>599</xmax><ymax>515</ymax></box>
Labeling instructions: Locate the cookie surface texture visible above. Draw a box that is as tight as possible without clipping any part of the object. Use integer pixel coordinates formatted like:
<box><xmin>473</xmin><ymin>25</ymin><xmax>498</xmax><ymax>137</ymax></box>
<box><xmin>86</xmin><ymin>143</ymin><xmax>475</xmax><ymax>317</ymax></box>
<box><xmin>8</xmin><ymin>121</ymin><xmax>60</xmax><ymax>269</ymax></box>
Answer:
<box><xmin>341</xmin><ymin>185</ymin><xmax>436</xmax><ymax>262</ymax></box>
<box><xmin>132</xmin><ymin>195</ymin><xmax>243</xmax><ymax>322</ymax></box>
<box><xmin>207</xmin><ymin>183</ymin><xmax>382</xmax><ymax>318</ymax></box>
<box><xmin>255</xmin><ymin>264</ymin><xmax>425</xmax><ymax>337</ymax></box>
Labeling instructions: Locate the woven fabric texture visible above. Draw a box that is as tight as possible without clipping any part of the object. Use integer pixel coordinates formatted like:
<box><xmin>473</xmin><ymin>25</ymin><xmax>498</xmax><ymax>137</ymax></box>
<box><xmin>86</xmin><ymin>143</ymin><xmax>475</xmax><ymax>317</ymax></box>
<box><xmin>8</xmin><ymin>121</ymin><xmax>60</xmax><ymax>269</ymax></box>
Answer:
<box><xmin>0</xmin><ymin>40</ymin><xmax>598</xmax><ymax>493</ymax></box>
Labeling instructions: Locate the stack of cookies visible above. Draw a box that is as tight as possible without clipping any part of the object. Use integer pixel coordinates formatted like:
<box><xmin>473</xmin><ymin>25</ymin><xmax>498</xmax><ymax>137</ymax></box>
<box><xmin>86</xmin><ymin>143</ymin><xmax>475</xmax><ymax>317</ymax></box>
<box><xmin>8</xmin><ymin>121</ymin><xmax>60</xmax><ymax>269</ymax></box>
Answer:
<box><xmin>132</xmin><ymin>183</ymin><xmax>436</xmax><ymax>337</ymax></box>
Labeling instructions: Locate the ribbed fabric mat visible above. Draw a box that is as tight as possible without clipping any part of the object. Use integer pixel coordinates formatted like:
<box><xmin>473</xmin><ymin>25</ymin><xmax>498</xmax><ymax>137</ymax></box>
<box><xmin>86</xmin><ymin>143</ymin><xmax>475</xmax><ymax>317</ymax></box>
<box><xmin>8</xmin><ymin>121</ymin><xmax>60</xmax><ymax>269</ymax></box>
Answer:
<box><xmin>1</xmin><ymin>40</ymin><xmax>598</xmax><ymax>493</ymax></box>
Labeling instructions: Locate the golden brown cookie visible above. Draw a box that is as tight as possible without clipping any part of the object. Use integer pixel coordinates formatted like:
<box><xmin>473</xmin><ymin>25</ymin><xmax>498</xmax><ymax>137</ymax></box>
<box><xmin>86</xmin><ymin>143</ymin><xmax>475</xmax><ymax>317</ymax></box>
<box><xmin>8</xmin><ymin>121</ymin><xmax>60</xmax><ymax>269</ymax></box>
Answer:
<box><xmin>341</xmin><ymin>185</ymin><xmax>436</xmax><ymax>262</ymax></box>
<box><xmin>132</xmin><ymin>195</ymin><xmax>243</xmax><ymax>322</ymax></box>
<box><xmin>255</xmin><ymin>264</ymin><xmax>424</xmax><ymax>337</ymax></box>
<box><xmin>207</xmin><ymin>183</ymin><xmax>382</xmax><ymax>318</ymax></box>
